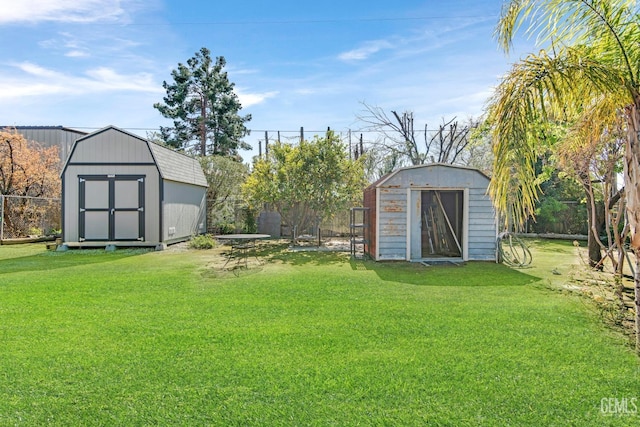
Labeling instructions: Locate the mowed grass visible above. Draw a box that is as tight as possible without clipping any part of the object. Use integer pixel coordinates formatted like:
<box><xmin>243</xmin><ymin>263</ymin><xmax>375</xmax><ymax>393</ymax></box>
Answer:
<box><xmin>0</xmin><ymin>241</ymin><xmax>638</xmax><ymax>426</ymax></box>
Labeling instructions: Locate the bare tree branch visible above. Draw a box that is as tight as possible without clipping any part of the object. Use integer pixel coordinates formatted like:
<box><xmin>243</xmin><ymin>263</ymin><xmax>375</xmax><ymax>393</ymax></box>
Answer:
<box><xmin>357</xmin><ymin>102</ymin><xmax>478</xmax><ymax>168</ymax></box>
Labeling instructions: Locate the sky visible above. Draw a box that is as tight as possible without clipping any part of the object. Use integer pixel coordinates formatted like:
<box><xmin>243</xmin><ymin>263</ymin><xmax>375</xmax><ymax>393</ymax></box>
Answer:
<box><xmin>0</xmin><ymin>0</ymin><xmax>536</xmax><ymax>162</ymax></box>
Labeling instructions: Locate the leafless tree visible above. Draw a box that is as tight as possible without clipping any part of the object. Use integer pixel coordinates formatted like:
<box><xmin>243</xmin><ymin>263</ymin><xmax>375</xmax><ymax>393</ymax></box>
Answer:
<box><xmin>357</xmin><ymin>103</ymin><xmax>477</xmax><ymax>167</ymax></box>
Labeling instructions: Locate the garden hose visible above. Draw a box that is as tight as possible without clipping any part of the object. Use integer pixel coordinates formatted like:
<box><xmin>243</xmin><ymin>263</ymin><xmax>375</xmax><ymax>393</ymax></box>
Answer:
<box><xmin>497</xmin><ymin>232</ymin><xmax>532</xmax><ymax>267</ymax></box>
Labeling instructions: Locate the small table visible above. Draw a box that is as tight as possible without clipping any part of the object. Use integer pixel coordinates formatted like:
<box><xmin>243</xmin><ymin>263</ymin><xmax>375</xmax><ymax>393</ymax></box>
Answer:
<box><xmin>215</xmin><ymin>234</ymin><xmax>271</xmax><ymax>268</ymax></box>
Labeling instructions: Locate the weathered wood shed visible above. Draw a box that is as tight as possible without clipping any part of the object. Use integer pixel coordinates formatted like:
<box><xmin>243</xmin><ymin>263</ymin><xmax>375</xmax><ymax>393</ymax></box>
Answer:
<box><xmin>61</xmin><ymin>126</ymin><xmax>208</xmax><ymax>249</ymax></box>
<box><xmin>363</xmin><ymin>164</ymin><xmax>496</xmax><ymax>262</ymax></box>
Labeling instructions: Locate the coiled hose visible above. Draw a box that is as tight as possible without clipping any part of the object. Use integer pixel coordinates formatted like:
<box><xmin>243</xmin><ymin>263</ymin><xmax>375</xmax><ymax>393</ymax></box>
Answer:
<box><xmin>497</xmin><ymin>232</ymin><xmax>532</xmax><ymax>267</ymax></box>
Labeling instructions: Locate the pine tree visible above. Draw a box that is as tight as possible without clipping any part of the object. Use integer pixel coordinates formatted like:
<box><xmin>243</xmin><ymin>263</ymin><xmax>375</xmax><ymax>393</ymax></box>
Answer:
<box><xmin>154</xmin><ymin>47</ymin><xmax>251</xmax><ymax>157</ymax></box>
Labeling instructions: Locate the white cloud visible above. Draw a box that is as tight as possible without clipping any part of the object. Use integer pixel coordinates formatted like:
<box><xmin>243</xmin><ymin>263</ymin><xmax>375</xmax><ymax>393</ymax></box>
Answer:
<box><xmin>65</xmin><ymin>50</ymin><xmax>90</xmax><ymax>58</ymax></box>
<box><xmin>0</xmin><ymin>62</ymin><xmax>162</xmax><ymax>100</ymax></box>
<box><xmin>0</xmin><ymin>0</ymin><xmax>127</xmax><ymax>24</ymax></box>
<box><xmin>0</xmin><ymin>81</ymin><xmax>65</xmax><ymax>98</ymax></box>
<box><xmin>236</xmin><ymin>89</ymin><xmax>278</xmax><ymax>107</ymax></box>
<box><xmin>0</xmin><ymin>62</ymin><xmax>278</xmax><ymax>108</ymax></box>
<box><xmin>85</xmin><ymin>67</ymin><xmax>160</xmax><ymax>92</ymax></box>
<box><xmin>227</xmin><ymin>67</ymin><xmax>260</xmax><ymax>76</ymax></box>
<box><xmin>16</xmin><ymin>62</ymin><xmax>62</xmax><ymax>78</ymax></box>
<box><xmin>337</xmin><ymin>16</ymin><xmax>494</xmax><ymax>64</ymax></box>
<box><xmin>338</xmin><ymin>39</ymin><xmax>395</xmax><ymax>61</ymax></box>
<box><xmin>294</xmin><ymin>88</ymin><xmax>317</xmax><ymax>96</ymax></box>
<box><xmin>40</xmin><ymin>33</ymin><xmax>93</xmax><ymax>58</ymax></box>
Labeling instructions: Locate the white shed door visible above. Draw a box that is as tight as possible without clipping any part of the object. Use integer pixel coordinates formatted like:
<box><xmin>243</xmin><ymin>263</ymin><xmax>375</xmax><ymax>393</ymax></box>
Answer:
<box><xmin>79</xmin><ymin>175</ymin><xmax>145</xmax><ymax>242</ymax></box>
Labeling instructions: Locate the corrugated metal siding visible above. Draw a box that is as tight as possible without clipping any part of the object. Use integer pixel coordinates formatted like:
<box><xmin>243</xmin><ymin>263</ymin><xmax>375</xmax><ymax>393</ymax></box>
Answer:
<box><xmin>9</xmin><ymin>126</ymin><xmax>87</xmax><ymax>167</ymax></box>
<box><xmin>380</xmin><ymin>163</ymin><xmax>489</xmax><ymax>188</ymax></box>
<box><xmin>163</xmin><ymin>181</ymin><xmax>207</xmax><ymax>242</ymax></box>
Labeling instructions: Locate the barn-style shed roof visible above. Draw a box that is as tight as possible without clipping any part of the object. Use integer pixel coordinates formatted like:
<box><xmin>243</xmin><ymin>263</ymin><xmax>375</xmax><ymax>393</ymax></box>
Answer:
<box><xmin>368</xmin><ymin>163</ymin><xmax>490</xmax><ymax>189</ymax></box>
<box><xmin>63</xmin><ymin>125</ymin><xmax>207</xmax><ymax>188</ymax></box>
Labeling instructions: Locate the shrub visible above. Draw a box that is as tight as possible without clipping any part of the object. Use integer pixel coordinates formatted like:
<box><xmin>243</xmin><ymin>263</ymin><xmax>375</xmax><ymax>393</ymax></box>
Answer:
<box><xmin>242</xmin><ymin>206</ymin><xmax>258</xmax><ymax>233</ymax></box>
<box><xmin>28</xmin><ymin>227</ymin><xmax>43</xmax><ymax>237</ymax></box>
<box><xmin>189</xmin><ymin>234</ymin><xmax>216</xmax><ymax>250</ymax></box>
<box><xmin>211</xmin><ymin>222</ymin><xmax>235</xmax><ymax>235</ymax></box>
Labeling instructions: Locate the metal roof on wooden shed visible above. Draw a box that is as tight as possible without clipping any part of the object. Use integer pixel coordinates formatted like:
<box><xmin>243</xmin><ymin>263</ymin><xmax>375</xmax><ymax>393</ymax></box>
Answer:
<box><xmin>366</xmin><ymin>163</ymin><xmax>490</xmax><ymax>189</ymax></box>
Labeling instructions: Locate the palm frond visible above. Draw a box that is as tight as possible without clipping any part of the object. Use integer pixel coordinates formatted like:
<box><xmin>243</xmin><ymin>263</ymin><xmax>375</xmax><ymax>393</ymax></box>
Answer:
<box><xmin>496</xmin><ymin>0</ymin><xmax>639</xmax><ymax>86</ymax></box>
<box><xmin>487</xmin><ymin>46</ymin><xmax>627</xmax><ymax>228</ymax></box>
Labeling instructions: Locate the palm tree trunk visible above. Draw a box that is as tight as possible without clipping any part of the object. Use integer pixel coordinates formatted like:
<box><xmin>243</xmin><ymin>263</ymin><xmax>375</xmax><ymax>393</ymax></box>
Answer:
<box><xmin>582</xmin><ymin>179</ymin><xmax>603</xmax><ymax>268</ymax></box>
<box><xmin>635</xmin><ymin>248</ymin><xmax>640</xmax><ymax>353</ymax></box>
<box><xmin>624</xmin><ymin>99</ymin><xmax>640</xmax><ymax>353</ymax></box>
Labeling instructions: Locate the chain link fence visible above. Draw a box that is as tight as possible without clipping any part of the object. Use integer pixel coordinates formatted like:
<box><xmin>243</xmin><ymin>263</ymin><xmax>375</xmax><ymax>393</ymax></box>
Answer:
<box><xmin>291</xmin><ymin>210</ymin><xmax>351</xmax><ymax>238</ymax></box>
<box><xmin>0</xmin><ymin>195</ymin><xmax>61</xmax><ymax>241</ymax></box>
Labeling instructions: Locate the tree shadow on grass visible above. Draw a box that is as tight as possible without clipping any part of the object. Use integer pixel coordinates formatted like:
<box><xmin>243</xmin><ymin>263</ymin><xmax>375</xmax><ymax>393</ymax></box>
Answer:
<box><xmin>349</xmin><ymin>258</ymin><xmax>542</xmax><ymax>287</ymax></box>
<box><xmin>0</xmin><ymin>248</ymin><xmax>151</xmax><ymax>276</ymax></box>
<box><xmin>228</xmin><ymin>241</ymin><xmax>541</xmax><ymax>287</ymax></box>
<box><xmin>248</xmin><ymin>241</ymin><xmax>349</xmax><ymax>267</ymax></box>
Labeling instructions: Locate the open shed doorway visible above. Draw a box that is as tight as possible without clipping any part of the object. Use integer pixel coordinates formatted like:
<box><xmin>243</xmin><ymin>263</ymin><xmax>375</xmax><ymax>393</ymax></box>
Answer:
<box><xmin>421</xmin><ymin>190</ymin><xmax>463</xmax><ymax>258</ymax></box>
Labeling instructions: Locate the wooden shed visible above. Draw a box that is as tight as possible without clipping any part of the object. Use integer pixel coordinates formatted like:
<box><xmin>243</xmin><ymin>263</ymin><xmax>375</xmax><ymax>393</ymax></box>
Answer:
<box><xmin>61</xmin><ymin>126</ymin><xmax>208</xmax><ymax>249</ymax></box>
<box><xmin>363</xmin><ymin>164</ymin><xmax>496</xmax><ymax>262</ymax></box>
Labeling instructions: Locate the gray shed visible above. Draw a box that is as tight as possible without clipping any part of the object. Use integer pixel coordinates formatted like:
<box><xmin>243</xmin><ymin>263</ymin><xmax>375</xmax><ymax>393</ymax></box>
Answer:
<box><xmin>61</xmin><ymin>125</ymin><xmax>208</xmax><ymax>249</ymax></box>
<box><xmin>363</xmin><ymin>164</ymin><xmax>497</xmax><ymax>262</ymax></box>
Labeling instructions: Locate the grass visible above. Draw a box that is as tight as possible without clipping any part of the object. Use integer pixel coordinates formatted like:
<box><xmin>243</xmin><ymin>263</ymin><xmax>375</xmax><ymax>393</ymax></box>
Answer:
<box><xmin>0</xmin><ymin>240</ymin><xmax>638</xmax><ymax>426</ymax></box>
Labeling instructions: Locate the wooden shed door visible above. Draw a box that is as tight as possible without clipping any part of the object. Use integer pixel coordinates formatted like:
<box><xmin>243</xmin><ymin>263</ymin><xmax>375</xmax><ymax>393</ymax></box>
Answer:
<box><xmin>79</xmin><ymin>175</ymin><xmax>145</xmax><ymax>242</ymax></box>
<box><xmin>421</xmin><ymin>190</ymin><xmax>463</xmax><ymax>258</ymax></box>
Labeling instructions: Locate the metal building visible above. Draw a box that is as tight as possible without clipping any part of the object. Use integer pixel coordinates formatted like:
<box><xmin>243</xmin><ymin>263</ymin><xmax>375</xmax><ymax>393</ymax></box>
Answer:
<box><xmin>363</xmin><ymin>164</ymin><xmax>497</xmax><ymax>262</ymax></box>
<box><xmin>6</xmin><ymin>125</ymin><xmax>88</xmax><ymax>167</ymax></box>
<box><xmin>61</xmin><ymin>126</ymin><xmax>208</xmax><ymax>249</ymax></box>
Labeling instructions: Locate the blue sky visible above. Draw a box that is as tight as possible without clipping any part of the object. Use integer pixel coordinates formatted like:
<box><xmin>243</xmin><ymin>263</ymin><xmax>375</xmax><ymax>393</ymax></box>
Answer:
<box><xmin>0</xmin><ymin>0</ymin><xmax>534</xmax><ymax>161</ymax></box>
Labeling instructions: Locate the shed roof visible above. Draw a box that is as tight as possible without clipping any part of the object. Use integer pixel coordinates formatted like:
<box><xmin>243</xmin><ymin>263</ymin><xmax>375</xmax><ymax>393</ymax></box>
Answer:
<box><xmin>148</xmin><ymin>141</ymin><xmax>208</xmax><ymax>187</ymax></box>
<box><xmin>367</xmin><ymin>163</ymin><xmax>490</xmax><ymax>190</ymax></box>
<box><xmin>6</xmin><ymin>125</ymin><xmax>88</xmax><ymax>136</ymax></box>
<box><xmin>64</xmin><ymin>125</ymin><xmax>208</xmax><ymax>188</ymax></box>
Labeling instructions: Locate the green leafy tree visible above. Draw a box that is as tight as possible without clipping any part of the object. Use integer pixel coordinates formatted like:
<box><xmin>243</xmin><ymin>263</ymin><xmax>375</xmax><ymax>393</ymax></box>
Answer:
<box><xmin>242</xmin><ymin>131</ymin><xmax>365</xmax><ymax>239</ymax></box>
<box><xmin>487</xmin><ymin>0</ymin><xmax>640</xmax><ymax>352</ymax></box>
<box><xmin>533</xmin><ymin>169</ymin><xmax>589</xmax><ymax>236</ymax></box>
<box><xmin>199</xmin><ymin>155</ymin><xmax>249</xmax><ymax>232</ymax></box>
<box><xmin>464</xmin><ymin>121</ymin><xmax>494</xmax><ymax>175</ymax></box>
<box><xmin>154</xmin><ymin>47</ymin><xmax>251</xmax><ymax>157</ymax></box>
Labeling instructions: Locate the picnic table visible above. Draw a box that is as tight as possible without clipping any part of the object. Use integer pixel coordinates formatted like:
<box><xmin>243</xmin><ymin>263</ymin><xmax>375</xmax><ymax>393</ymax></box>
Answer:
<box><xmin>215</xmin><ymin>234</ymin><xmax>270</xmax><ymax>268</ymax></box>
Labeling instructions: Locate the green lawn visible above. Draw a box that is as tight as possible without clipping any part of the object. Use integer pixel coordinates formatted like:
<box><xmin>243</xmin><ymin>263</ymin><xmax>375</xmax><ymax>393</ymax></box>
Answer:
<box><xmin>0</xmin><ymin>240</ymin><xmax>638</xmax><ymax>426</ymax></box>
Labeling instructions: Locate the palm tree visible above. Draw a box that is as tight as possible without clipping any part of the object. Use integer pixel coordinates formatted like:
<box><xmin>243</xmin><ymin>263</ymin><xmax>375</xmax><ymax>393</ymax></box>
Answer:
<box><xmin>488</xmin><ymin>0</ymin><xmax>640</xmax><ymax>352</ymax></box>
